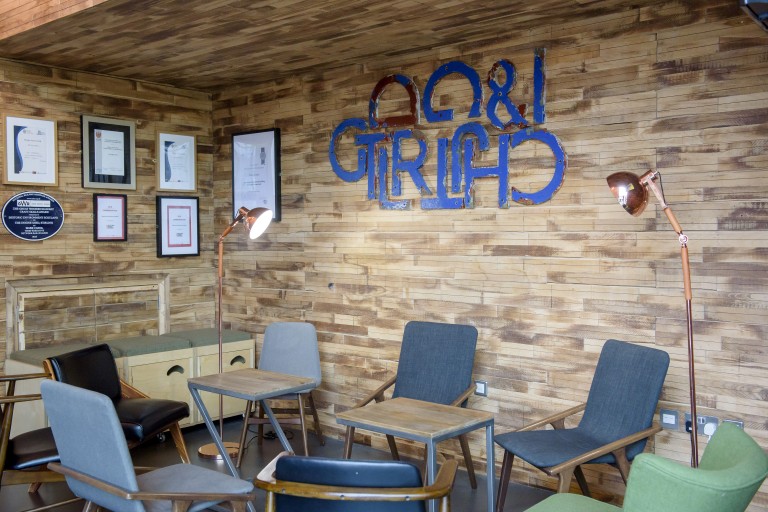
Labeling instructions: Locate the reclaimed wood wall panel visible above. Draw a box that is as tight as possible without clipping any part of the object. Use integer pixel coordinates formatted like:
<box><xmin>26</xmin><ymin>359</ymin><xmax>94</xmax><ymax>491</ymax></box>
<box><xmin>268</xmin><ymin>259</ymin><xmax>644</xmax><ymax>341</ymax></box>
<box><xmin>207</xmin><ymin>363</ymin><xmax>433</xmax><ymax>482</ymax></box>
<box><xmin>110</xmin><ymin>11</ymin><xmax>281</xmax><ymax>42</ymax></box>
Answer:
<box><xmin>211</xmin><ymin>1</ymin><xmax>768</xmax><ymax>508</ymax></box>
<box><xmin>0</xmin><ymin>59</ymin><xmax>215</xmax><ymax>366</ymax></box>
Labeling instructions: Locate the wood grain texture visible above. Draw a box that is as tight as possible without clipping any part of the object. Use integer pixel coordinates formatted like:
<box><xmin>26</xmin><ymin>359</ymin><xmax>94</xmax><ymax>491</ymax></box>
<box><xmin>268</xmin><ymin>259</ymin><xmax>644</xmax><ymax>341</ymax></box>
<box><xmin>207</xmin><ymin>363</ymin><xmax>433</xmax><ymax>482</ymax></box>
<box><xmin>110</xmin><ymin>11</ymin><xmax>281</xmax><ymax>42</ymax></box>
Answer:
<box><xmin>210</xmin><ymin>2</ymin><xmax>768</xmax><ymax>508</ymax></box>
<box><xmin>0</xmin><ymin>0</ymin><xmax>766</xmax><ymax>509</ymax></box>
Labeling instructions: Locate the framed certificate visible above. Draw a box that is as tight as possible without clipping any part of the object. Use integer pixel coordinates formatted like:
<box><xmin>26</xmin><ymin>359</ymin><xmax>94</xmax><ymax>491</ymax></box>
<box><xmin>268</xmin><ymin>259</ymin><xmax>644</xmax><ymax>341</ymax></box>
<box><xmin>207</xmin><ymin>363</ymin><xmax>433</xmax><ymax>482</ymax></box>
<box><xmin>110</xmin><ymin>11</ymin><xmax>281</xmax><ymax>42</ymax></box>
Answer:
<box><xmin>232</xmin><ymin>128</ymin><xmax>281</xmax><ymax>221</ymax></box>
<box><xmin>4</xmin><ymin>115</ymin><xmax>58</xmax><ymax>186</ymax></box>
<box><xmin>82</xmin><ymin>115</ymin><xmax>136</xmax><ymax>190</ymax></box>
<box><xmin>156</xmin><ymin>196</ymin><xmax>199</xmax><ymax>257</ymax></box>
<box><xmin>157</xmin><ymin>132</ymin><xmax>196</xmax><ymax>192</ymax></box>
<box><xmin>93</xmin><ymin>193</ymin><xmax>127</xmax><ymax>242</ymax></box>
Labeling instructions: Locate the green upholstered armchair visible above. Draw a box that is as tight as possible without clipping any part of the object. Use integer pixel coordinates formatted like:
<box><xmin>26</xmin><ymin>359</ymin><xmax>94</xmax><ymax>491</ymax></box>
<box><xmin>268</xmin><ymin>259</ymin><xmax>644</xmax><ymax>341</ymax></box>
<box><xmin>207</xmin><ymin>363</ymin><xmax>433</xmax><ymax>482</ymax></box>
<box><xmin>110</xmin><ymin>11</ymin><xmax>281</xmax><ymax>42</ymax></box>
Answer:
<box><xmin>524</xmin><ymin>422</ymin><xmax>768</xmax><ymax>512</ymax></box>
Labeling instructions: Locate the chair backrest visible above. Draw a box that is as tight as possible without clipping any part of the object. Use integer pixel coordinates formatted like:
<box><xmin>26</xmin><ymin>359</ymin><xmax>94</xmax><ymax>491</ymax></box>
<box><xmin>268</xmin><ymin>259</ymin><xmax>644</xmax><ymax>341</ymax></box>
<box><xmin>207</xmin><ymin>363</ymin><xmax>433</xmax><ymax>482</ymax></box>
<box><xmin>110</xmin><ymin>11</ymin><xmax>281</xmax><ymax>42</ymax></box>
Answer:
<box><xmin>622</xmin><ymin>422</ymin><xmax>768</xmax><ymax>512</ymax></box>
<box><xmin>40</xmin><ymin>379</ymin><xmax>144</xmax><ymax>512</ymax></box>
<box><xmin>259</xmin><ymin>322</ymin><xmax>321</xmax><ymax>386</ymax></box>
<box><xmin>274</xmin><ymin>455</ymin><xmax>426</xmax><ymax>512</ymax></box>
<box><xmin>392</xmin><ymin>321</ymin><xmax>478</xmax><ymax>406</ymax></box>
<box><xmin>579</xmin><ymin>339</ymin><xmax>670</xmax><ymax>459</ymax></box>
<box><xmin>45</xmin><ymin>344</ymin><xmax>122</xmax><ymax>402</ymax></box>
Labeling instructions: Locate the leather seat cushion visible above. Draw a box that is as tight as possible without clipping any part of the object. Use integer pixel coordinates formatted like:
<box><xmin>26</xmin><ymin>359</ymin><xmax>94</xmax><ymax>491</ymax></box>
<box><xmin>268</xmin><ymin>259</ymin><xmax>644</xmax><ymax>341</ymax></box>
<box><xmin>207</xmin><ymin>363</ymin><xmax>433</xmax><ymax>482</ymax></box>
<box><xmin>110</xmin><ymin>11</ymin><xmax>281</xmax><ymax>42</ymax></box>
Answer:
<box><xmin>114</xmin><ymin>398</ymin><xmax>189</xmax><ymax>442</ymax></box>
<box><xmin>7</xmin><ymin>427</ymin><xmax>60</xmax><ymax>470</ymax></box>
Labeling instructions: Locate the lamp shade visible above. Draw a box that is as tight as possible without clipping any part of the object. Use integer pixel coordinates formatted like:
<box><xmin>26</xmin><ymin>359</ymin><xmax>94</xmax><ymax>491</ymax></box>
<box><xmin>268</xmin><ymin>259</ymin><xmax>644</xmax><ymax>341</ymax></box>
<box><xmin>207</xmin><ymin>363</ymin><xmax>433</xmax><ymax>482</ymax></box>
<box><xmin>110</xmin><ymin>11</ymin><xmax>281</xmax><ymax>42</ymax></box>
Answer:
<box><xmin>243</xmin><ymin>207</ymin><xmax>272</xmax><ymax>239</ymax></box>
<box><xmin>606</xmin><ymin>171</ymin><xmax>648</xmax><ymax>216</ymax></box>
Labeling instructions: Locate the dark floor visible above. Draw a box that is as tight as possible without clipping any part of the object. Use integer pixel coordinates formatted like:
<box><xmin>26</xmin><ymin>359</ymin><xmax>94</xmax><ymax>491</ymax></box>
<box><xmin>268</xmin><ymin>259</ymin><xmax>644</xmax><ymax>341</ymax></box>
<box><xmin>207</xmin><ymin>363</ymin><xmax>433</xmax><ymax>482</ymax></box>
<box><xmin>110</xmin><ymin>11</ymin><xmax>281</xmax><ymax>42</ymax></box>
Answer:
<box><xmin>1</xmin><ymin>419</ymin><xmax>553</xmax><ymax>512</ymax></box>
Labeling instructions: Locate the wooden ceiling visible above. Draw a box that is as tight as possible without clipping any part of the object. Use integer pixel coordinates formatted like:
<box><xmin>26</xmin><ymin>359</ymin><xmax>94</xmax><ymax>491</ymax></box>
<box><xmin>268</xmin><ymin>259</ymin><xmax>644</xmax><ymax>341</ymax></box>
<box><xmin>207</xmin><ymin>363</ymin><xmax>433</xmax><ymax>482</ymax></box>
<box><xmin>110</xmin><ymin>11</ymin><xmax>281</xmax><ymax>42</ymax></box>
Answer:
<box><xmin>0</xmin><ymin>0</ymin><xmax>623</xmax><ymax>93</ymax></box>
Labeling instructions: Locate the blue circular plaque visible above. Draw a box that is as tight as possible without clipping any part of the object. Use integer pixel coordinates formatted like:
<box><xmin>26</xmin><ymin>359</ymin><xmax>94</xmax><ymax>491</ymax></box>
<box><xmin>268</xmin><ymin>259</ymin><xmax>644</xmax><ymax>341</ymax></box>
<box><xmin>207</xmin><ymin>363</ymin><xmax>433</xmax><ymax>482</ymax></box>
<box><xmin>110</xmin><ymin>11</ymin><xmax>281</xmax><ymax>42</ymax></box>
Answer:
<box><xmin>2</xmin><ymin>192</ymin><xmax>65</xmax><ymax>241</ymax></box>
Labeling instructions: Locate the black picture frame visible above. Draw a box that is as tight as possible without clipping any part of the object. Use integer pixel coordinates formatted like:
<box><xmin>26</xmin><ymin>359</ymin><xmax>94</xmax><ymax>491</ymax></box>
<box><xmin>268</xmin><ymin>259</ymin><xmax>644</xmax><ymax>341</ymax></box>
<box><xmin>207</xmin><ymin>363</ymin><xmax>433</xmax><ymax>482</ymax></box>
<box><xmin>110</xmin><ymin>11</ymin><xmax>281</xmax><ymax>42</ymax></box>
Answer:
<box><xmin>232</xmin><ymin>128</ymin><xmax>281</xmax><ymax>221</ymax></box>
<box><xmin>156</xmin><ymin>195</ymin><xmax>200</xmax><ymax>257</ymax></box>
<box><xmin>81</xmin><ymin>115</ymin><xmax>136</xmax><ymax>190</ymax></box>
<box><xmin>93</xmin><ymin>193</ymin><xmax>128</xmax><ymax>242</ymax></box>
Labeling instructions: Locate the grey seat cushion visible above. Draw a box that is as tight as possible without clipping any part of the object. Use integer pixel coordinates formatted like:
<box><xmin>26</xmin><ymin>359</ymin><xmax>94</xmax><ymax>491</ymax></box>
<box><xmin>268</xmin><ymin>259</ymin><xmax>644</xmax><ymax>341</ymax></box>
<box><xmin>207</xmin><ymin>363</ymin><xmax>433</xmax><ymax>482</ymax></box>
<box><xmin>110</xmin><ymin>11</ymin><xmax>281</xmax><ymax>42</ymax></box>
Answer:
<box><xmin>138</xmin><ymin>464</ymin><xmax>254</xmax><ymax>512</ymax></box>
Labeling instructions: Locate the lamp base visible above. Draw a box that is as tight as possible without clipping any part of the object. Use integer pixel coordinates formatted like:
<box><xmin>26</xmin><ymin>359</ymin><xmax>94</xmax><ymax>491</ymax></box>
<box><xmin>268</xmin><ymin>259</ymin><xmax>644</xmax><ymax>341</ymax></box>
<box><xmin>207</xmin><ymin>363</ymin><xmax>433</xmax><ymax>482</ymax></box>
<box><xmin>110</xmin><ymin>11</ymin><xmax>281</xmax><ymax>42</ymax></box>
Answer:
<box><xmin>197</xmin><ymin>441</ymin><xmax>240</xmax><ymax>460</ymax></box>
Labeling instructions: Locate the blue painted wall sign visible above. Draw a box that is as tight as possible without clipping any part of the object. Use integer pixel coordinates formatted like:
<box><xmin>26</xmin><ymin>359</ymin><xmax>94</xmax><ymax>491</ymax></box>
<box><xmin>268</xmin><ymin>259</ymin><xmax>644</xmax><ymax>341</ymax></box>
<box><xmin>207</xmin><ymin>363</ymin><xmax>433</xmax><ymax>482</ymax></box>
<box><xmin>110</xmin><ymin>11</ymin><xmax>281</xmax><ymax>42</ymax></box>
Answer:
<box><xmin>329</xmin><ymin>48</ymin><xmax>568</xmax><ymax>210</ymax></box>
<box><xmin>2</xmin><ymin>191</ymin><xmax>65</xmax><ymax>241</ymax></box>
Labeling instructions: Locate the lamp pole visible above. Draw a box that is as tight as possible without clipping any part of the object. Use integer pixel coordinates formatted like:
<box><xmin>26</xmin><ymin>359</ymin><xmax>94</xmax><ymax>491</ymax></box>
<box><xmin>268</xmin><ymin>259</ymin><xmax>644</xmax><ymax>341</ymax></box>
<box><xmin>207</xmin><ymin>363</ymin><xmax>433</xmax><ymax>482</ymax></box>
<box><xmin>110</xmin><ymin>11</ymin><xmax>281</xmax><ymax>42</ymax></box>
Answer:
<box><xmin>607</xmin><ymin>170</ymin><xmax>699</xmax><ymax>467</ymax></box>
<box><xmin>198</xmin><ymin>206</ymin><xmax>272</xmax><ymax>460</ymax></box>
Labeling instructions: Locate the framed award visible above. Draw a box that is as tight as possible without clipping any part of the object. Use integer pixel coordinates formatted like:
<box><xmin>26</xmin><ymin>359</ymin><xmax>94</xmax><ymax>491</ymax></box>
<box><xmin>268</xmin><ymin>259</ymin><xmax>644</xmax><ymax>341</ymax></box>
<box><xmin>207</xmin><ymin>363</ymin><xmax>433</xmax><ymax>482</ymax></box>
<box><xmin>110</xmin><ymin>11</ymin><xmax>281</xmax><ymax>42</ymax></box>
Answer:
<box><xmin>157</xmin><ymin>132</ymin><xmax>196</xmax><ymax>192</ymax></box>
<box><xmin>232</xmin><ymin>128</ymin><xmax>281</xmax><ymax>221</ymax></box>
<box><xmin>82</xmin><ymin>115</ymin><xmax>136</xmax><ymax>190</ymax></box>
<box><xmin>4</xmin><ymin>115</ymin><xmax>58</xmax><ymax>186</ymax></box>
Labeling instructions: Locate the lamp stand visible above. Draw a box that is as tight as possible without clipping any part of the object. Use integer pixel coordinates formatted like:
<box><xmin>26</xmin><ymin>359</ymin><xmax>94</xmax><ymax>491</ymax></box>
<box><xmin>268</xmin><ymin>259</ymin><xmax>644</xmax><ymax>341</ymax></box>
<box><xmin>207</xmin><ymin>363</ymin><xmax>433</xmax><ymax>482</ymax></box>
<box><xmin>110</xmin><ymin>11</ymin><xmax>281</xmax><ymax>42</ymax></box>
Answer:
<box><xmin>198</xmin><ymin>233</ymin><xmax>241</xmax><ymax>459</ymax></box>
<box><xmin>643</xmin><ymin>173</ymin><xmax>699</xmax><ymax>467</ymax></box>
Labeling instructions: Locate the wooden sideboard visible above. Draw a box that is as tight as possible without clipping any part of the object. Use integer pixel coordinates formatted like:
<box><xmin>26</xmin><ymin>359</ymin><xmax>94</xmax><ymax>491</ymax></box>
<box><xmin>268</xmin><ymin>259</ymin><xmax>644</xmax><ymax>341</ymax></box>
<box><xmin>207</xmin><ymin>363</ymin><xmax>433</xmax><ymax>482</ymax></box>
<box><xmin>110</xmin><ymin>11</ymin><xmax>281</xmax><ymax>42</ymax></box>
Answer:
<box><xmin>6</xmin><ymin>330</ymin><xmax>254</xmax><ymax>436</ymax></box>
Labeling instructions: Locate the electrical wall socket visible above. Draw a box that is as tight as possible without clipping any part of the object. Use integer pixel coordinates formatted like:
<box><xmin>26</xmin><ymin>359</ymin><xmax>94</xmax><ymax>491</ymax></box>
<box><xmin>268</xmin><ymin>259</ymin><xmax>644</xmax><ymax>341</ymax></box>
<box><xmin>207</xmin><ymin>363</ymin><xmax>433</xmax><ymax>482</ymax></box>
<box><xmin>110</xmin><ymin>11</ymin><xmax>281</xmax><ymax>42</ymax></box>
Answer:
<box><xmin>685</xmin><ymin>413</ymin><xmax>719</xmax><ymax>436</ymax></box>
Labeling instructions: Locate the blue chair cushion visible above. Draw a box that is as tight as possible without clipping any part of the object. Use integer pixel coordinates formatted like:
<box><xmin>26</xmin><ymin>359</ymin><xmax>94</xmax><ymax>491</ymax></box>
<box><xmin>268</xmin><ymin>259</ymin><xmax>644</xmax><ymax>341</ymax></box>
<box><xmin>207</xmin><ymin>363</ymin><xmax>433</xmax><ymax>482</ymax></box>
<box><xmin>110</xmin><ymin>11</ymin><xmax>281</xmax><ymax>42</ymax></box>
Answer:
<box><xmin>274</xmin><ymin>455</ymin><xmax>426</xmax><ymax>512</ymax></box>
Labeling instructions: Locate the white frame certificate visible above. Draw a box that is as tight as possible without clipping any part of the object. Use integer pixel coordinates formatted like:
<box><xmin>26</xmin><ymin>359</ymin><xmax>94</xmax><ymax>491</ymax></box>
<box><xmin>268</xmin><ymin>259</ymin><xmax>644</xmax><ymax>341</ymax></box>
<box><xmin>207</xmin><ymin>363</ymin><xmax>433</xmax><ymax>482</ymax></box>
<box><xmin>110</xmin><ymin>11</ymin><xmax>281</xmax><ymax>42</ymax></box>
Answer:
<box><xmin>82</xmin><ymin>115</ymin><xmax>136</xmax><ymax>190</ymax></box>
<box><xmin>156</xmin><ymin>196</ymin><xmax>199</xmax><ymax>257</ymax></box>
<box><xmin>93</xmin><ymin>194</ymin><xmax>127</xmax><ymax>242</ymax></box>
<box><xmin>4</xmin><ymin>115</ymin><xmax>58</xmax><ymax>186</ymax></box>
<box><xmin>157</xmin><ymin>132</ymin><xmax>196</xmax><ymax>192</ymax></box>
<box><xmin>232</xmin><ymin>128</ymin><xmax>281</xmax><ymax>221</ymax></box>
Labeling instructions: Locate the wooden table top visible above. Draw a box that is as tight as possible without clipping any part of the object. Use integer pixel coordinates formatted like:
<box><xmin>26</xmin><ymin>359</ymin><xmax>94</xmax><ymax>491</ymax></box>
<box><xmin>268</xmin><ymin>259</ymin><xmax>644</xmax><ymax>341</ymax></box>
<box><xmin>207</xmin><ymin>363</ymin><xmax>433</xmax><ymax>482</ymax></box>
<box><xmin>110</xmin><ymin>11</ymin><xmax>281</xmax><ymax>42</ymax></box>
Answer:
<box><xmin>336</xmin><ymin>397</ymin><xmax>493</xmax><ymax>442</ymax></box>
<box><xmin>188</xmin><ymin>368</ymin><xmax>314</xmax><ymax>402</ymax></box>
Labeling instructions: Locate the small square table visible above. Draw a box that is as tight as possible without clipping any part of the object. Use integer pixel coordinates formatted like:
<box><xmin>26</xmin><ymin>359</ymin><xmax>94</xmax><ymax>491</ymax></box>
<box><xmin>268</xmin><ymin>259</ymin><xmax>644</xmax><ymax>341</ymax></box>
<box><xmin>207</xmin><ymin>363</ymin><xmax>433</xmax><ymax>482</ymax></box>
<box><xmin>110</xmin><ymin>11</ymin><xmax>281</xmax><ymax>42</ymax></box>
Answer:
<box><xmin>188</xmin><ymin>368</ymin><xmax>314</xmax><ymax>477</ymax></box>
<box><xmin>336</xmin><ymin>397</ymin><xmax>495</xmax><ymax>512</ymax></box>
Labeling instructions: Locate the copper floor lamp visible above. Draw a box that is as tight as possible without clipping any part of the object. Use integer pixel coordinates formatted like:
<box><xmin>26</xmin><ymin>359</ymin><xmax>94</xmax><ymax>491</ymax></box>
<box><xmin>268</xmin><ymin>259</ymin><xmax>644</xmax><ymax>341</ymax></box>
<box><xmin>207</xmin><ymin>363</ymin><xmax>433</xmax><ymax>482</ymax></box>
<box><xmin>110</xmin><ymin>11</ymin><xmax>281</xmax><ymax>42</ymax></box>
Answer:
<box><xmin>606</xmin><ymin>170</ymin><xmax>699</xmax><ymax>468</ymax></box>
<box><xmin>199</xmin><ymin>206</ymin><xmax>273</xmax><ymax>459</ymax></box>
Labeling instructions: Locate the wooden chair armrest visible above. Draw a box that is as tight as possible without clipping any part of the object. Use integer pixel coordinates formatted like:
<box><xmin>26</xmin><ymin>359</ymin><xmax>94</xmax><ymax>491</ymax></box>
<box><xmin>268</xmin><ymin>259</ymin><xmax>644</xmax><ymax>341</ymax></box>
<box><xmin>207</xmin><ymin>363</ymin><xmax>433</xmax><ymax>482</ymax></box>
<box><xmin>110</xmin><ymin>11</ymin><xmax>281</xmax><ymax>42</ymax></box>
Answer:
<box><xmin>255</xmin><ymin>459</ymin><xmax>458</xmax><ymax>502</ymax></box>
<box><xmin>0</xmin><ymin>393</ymin><xmax>42</xmax><ymax>405</ymax></box>
<box><xmin>353</xmin><ymin>375</ymin><xmax>397</xmax><ymax>408</ymax></box>
<box><xmin>0</xmin><ymin>372</ymin><xmax>49</xmax><ymax>383</ymax></box>
<box><xmin>545</xmin><ymin>424</ymin><xmax>662</xmax><ymax>476</ymax></box>
<box><xmin>255</xmin><ymin>451</ymin><xmax>290</xmax><ymax>484</ymax></box>
<box><xmin>518</xmin><ymin>403</ymin><xmax>586</xmax><ymax>432</ymax></box>
<box><xmin>120</xmin><ymin>379</ymin><xmax>149</xmax><ymax>399</ymax></box>
<box><xmin>450</xmin><ymin>385</ymin><xmax>475</xmax><ymax>407</ymax></box>
<box><xmin>49</xmin><ymin>463</ymin><xmax>255</xmax><ymax>502</ymax></box>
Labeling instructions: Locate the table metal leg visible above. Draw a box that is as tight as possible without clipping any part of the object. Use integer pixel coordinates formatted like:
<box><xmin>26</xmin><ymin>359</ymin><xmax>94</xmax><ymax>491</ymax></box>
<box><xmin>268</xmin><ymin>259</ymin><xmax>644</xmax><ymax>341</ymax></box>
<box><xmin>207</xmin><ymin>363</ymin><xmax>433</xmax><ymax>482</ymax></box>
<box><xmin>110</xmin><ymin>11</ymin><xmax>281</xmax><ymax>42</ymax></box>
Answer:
<box><xmin>260</xmin><ymin>400</ymin><xmax>295</xmax><ymax>453</ymax></box>
<box><xmin>426</xmin><ymin>441</ymin><xmax>437</xmax><ymax>512</ymax></box>
<box><xmin>486</xmin><ymin>423</ymin><xmax>495</xmax><ymax>512</ymax></box>
<box><xmin>189</xmin><ymin>387</ymin><xmax>256</xmax><ymax>512</ymax></box>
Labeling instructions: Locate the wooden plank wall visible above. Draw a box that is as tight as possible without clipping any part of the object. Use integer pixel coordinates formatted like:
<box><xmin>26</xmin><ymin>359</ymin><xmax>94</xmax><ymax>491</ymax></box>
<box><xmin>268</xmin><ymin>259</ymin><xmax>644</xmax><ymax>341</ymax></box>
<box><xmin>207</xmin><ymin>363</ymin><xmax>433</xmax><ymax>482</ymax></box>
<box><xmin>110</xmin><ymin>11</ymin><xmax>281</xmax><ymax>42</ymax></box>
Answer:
<box><xmin>0</xmin><ymin>60</ymin><xmax>216</xmax><ymax>366</ymax></box>
<box><xmin>211</xmin><ymin>1</ymin><xmax>768</xmax><ymax>508</ymax></box>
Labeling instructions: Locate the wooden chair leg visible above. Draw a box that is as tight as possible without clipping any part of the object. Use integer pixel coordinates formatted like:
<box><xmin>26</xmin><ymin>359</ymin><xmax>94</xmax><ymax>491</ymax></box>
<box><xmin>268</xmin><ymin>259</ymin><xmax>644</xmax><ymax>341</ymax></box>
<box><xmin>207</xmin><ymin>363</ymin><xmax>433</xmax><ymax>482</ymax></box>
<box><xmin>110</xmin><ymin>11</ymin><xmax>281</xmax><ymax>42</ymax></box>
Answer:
<box><xmin>496</xmin><ymin>451</ymin><xmax>515</xmax><ymax>512</ymax></box>
<box><xmin>169</xmin><ymin>422</ymin><xmax>190</xmax><ymax>464</ymax></box>
<box><xmin>297</xmin><ymin>393</ymin><xmax>309</xmax><ymax>455</ymax></box>
<box><xmin>613</xmin><ymin>448</ymin><xmax>631</xmax><ymax>484</ymax></box>
<box><xmin>236</xmin><ymin>400</ymin><xmax>254</xmax><ymax>469</ymax></box>
<box><xmin>556</xmin><ymin>468</ymin><xmax>575</xmax><ymax>493</ymax></box>
<box><xmin>28</xmin><ymin>482</ymin><xmax>42</xmax><ymax>493</ymax></box>
<box><xmin>307</xmin><ymin>391</ymin><xmax>325</xmax><ymax>445</ymax></box>
<box><xmin>574</xmin><ymin>465</ymin><xmax>591</xmax><ymax>497</ymax></box>
<box><xmin>343</xmin><ymin>426</ymin><xmax>355</xmax><ymax>458</ymax></box>
<box><xmin>386</xmin><ymin>434</ymin><xmax>400</xmax><ymax>460</ymax></box>
<box><xmin>265</xmin><ymin>491</ymin><xmax>276</xmax><ymax>512</ymax></box>
<box><xmin>458</xmin><ymin>433</ymin><xmax>477</xmax><ymax>489</ymax></box>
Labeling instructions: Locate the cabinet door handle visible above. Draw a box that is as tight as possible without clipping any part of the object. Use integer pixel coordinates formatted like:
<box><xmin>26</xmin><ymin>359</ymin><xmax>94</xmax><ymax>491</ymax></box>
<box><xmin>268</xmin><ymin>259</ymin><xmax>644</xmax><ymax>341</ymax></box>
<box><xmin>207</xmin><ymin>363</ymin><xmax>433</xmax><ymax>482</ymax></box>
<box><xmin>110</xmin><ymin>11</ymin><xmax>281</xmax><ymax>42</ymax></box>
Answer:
<box><xmin>229</xmin><ymin>355</ymin><xmax>246</xmax><ymax>366</ymax></box>
<box><xmin>166</xmin><ymin>365</ymin><xmax>185</xmax><ymax>376</ymax></box>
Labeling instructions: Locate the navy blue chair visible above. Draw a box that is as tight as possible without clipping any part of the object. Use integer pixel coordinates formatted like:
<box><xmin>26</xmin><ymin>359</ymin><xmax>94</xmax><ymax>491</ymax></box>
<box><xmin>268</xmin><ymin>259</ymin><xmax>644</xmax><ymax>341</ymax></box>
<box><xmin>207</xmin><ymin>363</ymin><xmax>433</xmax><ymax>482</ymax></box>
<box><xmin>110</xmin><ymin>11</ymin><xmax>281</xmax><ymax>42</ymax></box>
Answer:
<box><xmin>342</xmin><ymin>321</ymin><xmax>479</xmax><ymax>488</ymax></box>
<box><xmin>494</xmin><ymin>340</ymin><xmax>670</xmax><ymax>512</ymax></box>
<box><xmin>256</xmin><ymin>452</ymin><xmax>458</xmax><ymax>512</ymax></box>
